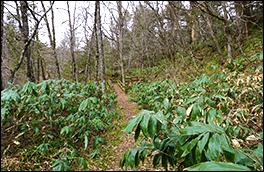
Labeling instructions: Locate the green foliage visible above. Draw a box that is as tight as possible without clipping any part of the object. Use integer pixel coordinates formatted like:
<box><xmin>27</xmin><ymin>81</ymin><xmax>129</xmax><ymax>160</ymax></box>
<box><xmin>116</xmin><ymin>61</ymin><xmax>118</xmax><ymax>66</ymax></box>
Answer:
<box><xmin>120</xmin><ymin>67</ymin><xmax>263</xmax><ymax>171</ymax></box>
<box><xmin>1</xmin><ymin>79</ymin><xmax>119</xmax><ymax>171</ymax></box>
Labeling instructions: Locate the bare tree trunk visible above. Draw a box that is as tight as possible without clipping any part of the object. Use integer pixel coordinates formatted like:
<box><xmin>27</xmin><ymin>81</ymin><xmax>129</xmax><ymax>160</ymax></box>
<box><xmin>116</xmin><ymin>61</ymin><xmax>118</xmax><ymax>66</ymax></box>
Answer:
<box><xmin>117</xmin><ymin>1</ymin><xmax>125</xmax><ymax>85</ymax></box>
<box><xmin>34</xmin><ymin>41</ymin><xmax>51</xmax><ymax>79</ymax></box>
<box><xmin>21</xmin><ymin>1</ymin><xmax>35</xmax><ymax>82</ymax></box>
<box><xmin>222</xmin><ymin>1</ymin><xmax>233</xmax><ymax>59</ymax></box>
<box><xmin>41</xmin><ymin>1</ymin><xmax>61</xmax><ymax>80</ymax></box>
<box><xmin>84</xmin><ymin>10</ymin><xmax>94</xmax><ymax>85</ymax></box>
<box><xmin>1</xmin><ymin>1</ymin><xmax>4</xmax><ymax>90</ymax></box>
<box><xmin>205</xmin><ymin>14</ymin><xmax>224</xmax><ymax>65</ymax></box>
<box><xmin>96</xmin><ymin>1</ymin><xmax>106</xmax><ymax>94</ymax></box>
<box><xmin>10</xmin><ymin>1</ymin><xmax>54</xmax><ymax>84</ymax></box>
<box><xmin>94</xmin><ymin>1</ymin><xmax>100</xmax><ymax>93</ymax></box>
<box><xmin>67</xmin><ymin>1</ymin><xmax>77</xmax><ymax>81</ymax></box>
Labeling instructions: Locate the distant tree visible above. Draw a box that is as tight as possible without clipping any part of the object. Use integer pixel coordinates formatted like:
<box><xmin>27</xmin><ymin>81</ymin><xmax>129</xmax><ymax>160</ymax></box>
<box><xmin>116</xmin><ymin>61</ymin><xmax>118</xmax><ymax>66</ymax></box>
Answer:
<box><xmin>67</xmin><ymin>1</ymin><xmax>77</xmax><ymax>81</ymax></box>
<box><xmin>9</xmin><ymin>1</ymin><xmax>54</xmax><ymax>84</ymax></box>
<box><xmin>96</xmin><ymin>1</ymin><xmax>106</xmax><ymax>94</ymax></box>
<box><xmin>117</xmin><ymin>1</ymin><xmax>125</xmax><ymax>84</ymax></box>
<box><xmin>41</xmin><ymin>1</ymin><xmax>61</xmax><ymax>80</ymax></box>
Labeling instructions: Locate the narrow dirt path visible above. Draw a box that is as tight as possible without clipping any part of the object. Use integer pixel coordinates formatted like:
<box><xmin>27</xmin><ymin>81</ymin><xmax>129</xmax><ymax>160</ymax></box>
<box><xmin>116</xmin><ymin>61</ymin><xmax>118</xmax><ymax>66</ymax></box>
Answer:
<box><xmin>88</xmin><ymin>84</ymin><xmax>167</xmax><ymax>171</ymax></box>
<box><xmin>107</xmin><ymin>84</ymin><xmax>140</xmax><ymax>171</ymax></box>
<box><xmin>105</xmin><ymin>84</ymin><xmax>166</xmax><ymax>171</ymax></box>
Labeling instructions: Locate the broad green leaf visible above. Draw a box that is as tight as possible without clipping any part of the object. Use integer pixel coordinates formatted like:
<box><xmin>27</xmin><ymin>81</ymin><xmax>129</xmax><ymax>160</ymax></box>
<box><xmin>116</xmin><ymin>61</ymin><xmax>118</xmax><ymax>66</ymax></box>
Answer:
<box><xmin>148</xmin><ymin>115</ymin><xmax>157</xmax><ymax>139</ymax></box>
<box><xmin>223</xmin><ymin>146</ymin><xmax>236</xmax><ymax>163</ymax></box>
<box><xmin>180</xmin><ymin>126</ymin><xmax>208</xmax><ymax>135</ymax></box>
<box><xmin>207</xmin><ymin>109</ymin><xmax>216</xmax><ymax>124</ymax></box>
<box><xmin>159</xmin><ymin>138</ymin><xmax>170</xmax><ymax>151</ymax></box>
<box><xmin>206</xmin><ymin>124</ymin><xmax>225</xmax><ymax>134</ymax></box>
<box><xmin>140</xmin><ymin>113</ymin><xmax>151</xmax><ymax>137</ymax></box>
<box><xmin>208</xmin><ymin>134</ymin><xmax>221</xmax><ymax>161</ymax></box>
<box><xmin>1</xmin><ymin>90</ymin><xmax>21</xmax><ymax>102</ymax></box>
<box><xmin>162</xmin><ymin>154</ymin><xmax>168</xmax><ymax>171</ymax></box>
<box><xmin>78</xmin><ymin>99</ymin><xmax>89</xmax><ymax>111</ymax></box>
<box><xmin>197</xmin><ymin>95</ymin><xmax>204</xmax><ymax>106</ymax></box>
<box><xmin>184</xmin><ymin>161</ymin><xmax>251</xmax><ymax>171</ymax></box>
<box><xmin>184</xmin><ymin>96</ymin><xmax>199</xmax><ymax>106</ymax></box>
<box><xmin>89</xmin><ymin>97</ymin><xmax>98</xmax><ymax>104</ymax></box>
<box><xmin>40</xmin><ymin>82</ymin><xmax>50</xmax><ymax>95</ymax></box>
<box><xmin>205</xmin><ymin>97</ymin><xmax>217</xmax><ymax>108</ymax></box>
<box><xmin>153</xmin><ymin>154</ymin><xmax>161</xmax><ymax>168</ymax></box>
<box><xmin>123</xmin><ymin>115</ymin><xmax>143</xmax><ymax>137</ymax></box>
<box><xmin>196</xmin><ymin>132</ymin><xmax>210</xmax><ymax>163</ymax></box>
<box><xmin>180</xmin><ymin>122</ymin><xmax>225</xmax><ymax>135</ymax></box>
<box><xmin>181</xmin><ymin>134</ymin><xmax>202</xmax><ymax>157</ymax></box>
<box><xmin>128</xmin><ymin>149</ymin><xmax>137</xmax><ymax>170</ymax></box>
<box><xmin>190</xmin><ymin>104</ymin><xmax>200</xmax><ymax>120</ymax></box>
<box><xmin>119</xmin><ymin>153</ymin><xmax>126</xmax><ymax>168</ymax></box>
<box><xmin>176</xmin><ymin>106</ymin><xmax>186</xmax><ymax>117</ymax></box>
<box><xmin>134</xmin><ymin>123</ymin><xmax>141</xmax><ymax>142</ymax></box>
<box><xmin>1</xmin><ymin>107</ymin><xmax>8</xmax><ymax>119</ymax></box>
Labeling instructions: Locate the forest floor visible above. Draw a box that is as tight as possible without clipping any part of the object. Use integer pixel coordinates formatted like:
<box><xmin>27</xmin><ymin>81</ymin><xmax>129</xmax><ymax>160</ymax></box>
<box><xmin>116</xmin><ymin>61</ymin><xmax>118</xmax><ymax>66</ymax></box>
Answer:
<box><xmin>88</xmin><ymin>84</ymin><xmax>170</xmax><ymax>171</ymax></box>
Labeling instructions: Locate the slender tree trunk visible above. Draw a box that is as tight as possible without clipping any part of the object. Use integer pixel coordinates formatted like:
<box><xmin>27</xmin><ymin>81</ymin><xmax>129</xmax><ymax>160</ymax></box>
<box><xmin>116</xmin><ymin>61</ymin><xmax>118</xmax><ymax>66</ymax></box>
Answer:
<box><xmin>67</xmin><ymin>1</ymin><xmax>77</xmax><ymax>81</ymax></box>
<box><xmin>84</xmin><ymin>24</ymin><xmax>95</xmax><ymax>85</ymax></box>
<box><xmin>1</xmin><ymin>1</ymin><xmax>4</xmax><ymax>90</ymax></box>
<box><xmin>117</xmin><ymin>1</ymin><xmax>125</xmax><ymax>85</ymax></box>
<box><xmin>96</xmin><ymin>1</ymin><xmax>106</xmax><ymax>94</ymax></box>
<box><xmin>94</xmin><ymin>1</ymin><xmax>100</xmax><ymax>93</ymax></box>
<box><xmin>205</xmin><ymin>14</ymin><xmax>224</xmax><ymax>65</ymax></box>
<box><xmin>21</xmin><ymin>1</ymin><xmax>35</xmax><ymax>82</ymax></box>
<box><xmin>222</xmin><ymin>1</ymin><xmax>233</xmax><ymax>59</ymax></box>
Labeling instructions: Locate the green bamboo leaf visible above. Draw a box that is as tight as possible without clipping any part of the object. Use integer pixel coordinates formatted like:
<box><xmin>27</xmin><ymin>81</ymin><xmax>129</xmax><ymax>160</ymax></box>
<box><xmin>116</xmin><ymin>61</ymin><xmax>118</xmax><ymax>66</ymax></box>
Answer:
<box><xmin>207</xmin><ymin>109</ymin><xmax>217</xmax><ymax>124</ymax></box>
<box><xmin>40</xmin><ymin>82</ymin><xmax>50</xmax><ymax>95</ymax></box>
<box><xmin>89</xmin><ymin>97</ymin><xmax>98</xmax><ymax>104</ymax></box>
<box><xmin>134</xmin><ymin>149</ymin><xmax>140</xmax><ymax>169</ymax></box>
<box><xmin>205</xmin><ymin>97</ymin><xmax>217</xmax><ymax>108</ymax></box>
<box><xmin>223</xmin><ymin>146</ymin><xmax>236</xmax><ymax>163</ymax></box>
<box><xmin>153</xmin><ymin>154</ymin><xmax>161</xmax><ymax>168</ymax></box>
<box><xmin>1</xmin><ymin>90</ymin><xmax>21</xmax><ymax>102</ymax></box>
<box><xmin>79</xmin><ymin>99</ymin><xmax>89</xmax><ymax>111</ymax></box>
<box><xmin>123</xmin><ymin>115</ymin><xmax>143</xmax><ymax>138</ymax></box>
<box><xmin>159</xmin><ymin>138</ymin><xmax>171</xmax><ymax>151</ymax></box>
<box><xmin>195</xmin><ymin>132</ymin><xmax>210</xmax><ymax>163</ymax></box>
<box><xmin>128</xmin><ymin>149</ymin><xmax>137</xmax><ymax>170</ymax></box>
<box><xmin>190</xmin><ymin>104</ymin><xmax>200</xmax><ymax>120</ymax></box>
<box><xmin>181</xmin><ymin>134</ymin><xmax>203</xmax><ymax>157</ymax></box>
<box><xmin>176</xmin><ymin>106</ymin><xmax>186</xmax><ymax>117</ymax></box>
<box><xmin>180</xmin><ymin>126</ymin><xmax>208</xmax><ymax>135</ymax></box>
<box><xmin>134</xmin><ymin>123</ymin><xmax>141</xmax><ymax>142</ymax></box>
<box><xmin>184</xmin><ymin>96</ymin><xmax>199</xmax><ymax>106</ymax></box>
<box><xmin>184</xmin><ymin>161</ymin><xmax>251</xmax><ymax>171</ymax></box>
<box><xmin>208</xmin><ymin>134</ymin><xmax>221</xmax><ymax>161</ymax></box>
<box><xmin>140</xmin><ymin>113</ymin><xmax>151</xmax><ymax>137</ymax></box>
<box><xmin>60</xmin><ymin>126</ymin><xmax>67</xmax><ymax>135</ymax></box>
<box><xmin>260</xmin><ymin>52</ymin><xmax>263</xmax><ymax>60</ymax></box>
<box><xmin>206</xmin><ymin>124</ymin><xmax>225</xmax><ymax>134</ymax></box>
<box><xmin>119</xmin><ymin>153</ymin><xmax>126</xmax><ymax>168</ymax></box>
<box><xmin>162</xmin><ymin>154</ymin><xmax>168</xmax><ymax>171</ymax></box>
<box><xmin>148</xmin><ymin>115</ymin><xmax>157</xmax><ymax>139</ymax></box>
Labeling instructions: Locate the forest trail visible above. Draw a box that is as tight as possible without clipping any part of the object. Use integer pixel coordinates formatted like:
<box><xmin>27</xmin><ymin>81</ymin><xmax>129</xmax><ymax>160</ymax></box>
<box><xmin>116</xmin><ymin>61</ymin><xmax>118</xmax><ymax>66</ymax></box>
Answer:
<box><xmin>92</xmin><ymin>84</ymin><xmax>167</xmax><ymax>171</ymax></box>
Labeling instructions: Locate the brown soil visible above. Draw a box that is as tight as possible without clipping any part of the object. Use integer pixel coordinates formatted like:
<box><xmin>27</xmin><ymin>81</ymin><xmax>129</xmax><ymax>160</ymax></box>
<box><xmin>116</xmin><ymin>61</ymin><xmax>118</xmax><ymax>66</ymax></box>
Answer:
<box><xmin>102</xmin><ymin>84</ymin><xmax>169</xmax><ymax>171</ymax></box>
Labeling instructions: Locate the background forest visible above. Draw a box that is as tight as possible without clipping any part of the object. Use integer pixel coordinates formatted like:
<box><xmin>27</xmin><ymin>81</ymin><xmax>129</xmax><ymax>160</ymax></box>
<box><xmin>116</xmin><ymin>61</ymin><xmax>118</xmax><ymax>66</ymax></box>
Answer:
<box><xmin>1</xmin><ymin>1</ymin><xmax>263</xmax><ymax>171</ymax></box>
